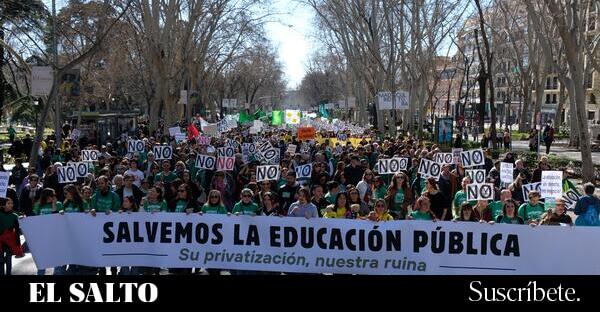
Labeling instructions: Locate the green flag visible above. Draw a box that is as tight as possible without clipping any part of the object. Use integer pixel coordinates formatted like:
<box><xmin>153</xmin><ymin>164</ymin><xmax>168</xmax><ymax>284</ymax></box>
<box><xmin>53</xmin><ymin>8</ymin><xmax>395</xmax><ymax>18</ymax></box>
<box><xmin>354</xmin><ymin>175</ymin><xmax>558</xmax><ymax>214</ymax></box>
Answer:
<box><xmin>239</xmin><ymin>110</ymin><xmax>254</xmax><ymax>124</ymax></box>
<box><xmin>272</xmin><ymin>110</ymin><xmax>284</xmax><ymax>126</ymax></box>
<box><xmin>253</xmin><ymin>107</ymin><xmax>266</xmax><ymax>120</ymax></box>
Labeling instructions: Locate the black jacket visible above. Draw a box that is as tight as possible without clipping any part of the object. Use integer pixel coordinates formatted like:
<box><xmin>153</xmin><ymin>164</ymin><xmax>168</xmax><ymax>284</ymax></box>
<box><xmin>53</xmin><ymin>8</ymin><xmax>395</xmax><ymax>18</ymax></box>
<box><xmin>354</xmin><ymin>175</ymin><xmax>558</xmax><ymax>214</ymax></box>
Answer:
<box><xmin>116</xmin><ymin>184</ymin><xmax>144</xmax><ymax>206</ymax></box>
<box><xmin>19</xmin><ymin>185</ymin><xmax>42</xmax><ymax>216</ymax></box>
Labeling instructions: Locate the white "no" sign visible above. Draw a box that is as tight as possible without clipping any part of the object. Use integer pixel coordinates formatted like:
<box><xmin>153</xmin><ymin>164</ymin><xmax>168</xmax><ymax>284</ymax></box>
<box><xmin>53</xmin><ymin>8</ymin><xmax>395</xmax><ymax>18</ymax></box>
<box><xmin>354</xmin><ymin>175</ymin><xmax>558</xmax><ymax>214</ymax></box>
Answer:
<box><xmin>153</xmin><ymin>146</ymin><xmax>173</xmax><ymax>160</ymax></box>
<box><xmin>257</xmin><ymin>165</ymin><xmax>280</xmax><ymax>182</ymax></box>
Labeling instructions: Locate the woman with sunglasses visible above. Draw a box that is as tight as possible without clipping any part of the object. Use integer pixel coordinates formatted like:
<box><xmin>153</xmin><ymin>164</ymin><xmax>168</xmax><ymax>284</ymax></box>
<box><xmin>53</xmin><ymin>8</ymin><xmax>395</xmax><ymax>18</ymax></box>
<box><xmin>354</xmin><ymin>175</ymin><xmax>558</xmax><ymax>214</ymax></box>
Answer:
<box><xmin>169</xmin><ymin>183</ymin><xmax>198</xmax><ymax>213</ymax></box>
<box><xmin>385</xmin><ymin>172</ymin><xmax>413</xmax><ymax>220</ymax></box>
<box><xmin>495</xmin><ymin>199</ymin><xmax>524</xmax><ymax>224</ymax></box>
<box><xmin>233</xmin><ymin>188</ymin><xmax>261</xmax><ymax>216</ymax></box>
<box><xmin>367</xmin><ymin>199</ymin><xmax>394</xmax><ymax>222</ymax></box>
<box><xmin>201</xmin><ymin>190</ymin><xmax>228</xmax><ymax>214</ymax></box>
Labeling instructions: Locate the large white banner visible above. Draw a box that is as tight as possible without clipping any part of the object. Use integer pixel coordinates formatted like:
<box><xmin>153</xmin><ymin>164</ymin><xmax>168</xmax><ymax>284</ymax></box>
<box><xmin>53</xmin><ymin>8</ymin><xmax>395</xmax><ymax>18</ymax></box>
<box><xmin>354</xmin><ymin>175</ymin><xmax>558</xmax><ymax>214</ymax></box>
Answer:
<box><xmin>21</xmin><ymin>214</ymin><xmax>600</xmax><ymax>275</ymax></box>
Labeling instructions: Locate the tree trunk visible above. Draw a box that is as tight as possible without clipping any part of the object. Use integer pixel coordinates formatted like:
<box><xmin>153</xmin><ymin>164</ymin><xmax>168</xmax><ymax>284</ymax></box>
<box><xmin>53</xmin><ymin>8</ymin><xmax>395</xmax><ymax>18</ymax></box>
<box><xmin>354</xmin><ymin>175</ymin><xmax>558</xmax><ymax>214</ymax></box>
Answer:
<box><xmin>556</xmin><ymin>81</ymin><xmax>566</xmax><ymax>127</ymax></box>
<box><xmin>519</xmin><ymin>84</ymin><xmax>530</xmax><ymax>131</ymax></box>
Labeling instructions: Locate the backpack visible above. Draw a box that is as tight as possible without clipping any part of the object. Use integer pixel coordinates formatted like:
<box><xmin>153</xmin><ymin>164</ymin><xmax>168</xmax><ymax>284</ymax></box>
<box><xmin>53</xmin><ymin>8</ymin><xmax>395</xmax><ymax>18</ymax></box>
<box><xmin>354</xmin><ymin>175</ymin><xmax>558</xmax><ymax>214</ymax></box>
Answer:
<box><xmin>575</xmin><ymin>204</ymin><xmax>600</xmax><ymax>226</ymax></box>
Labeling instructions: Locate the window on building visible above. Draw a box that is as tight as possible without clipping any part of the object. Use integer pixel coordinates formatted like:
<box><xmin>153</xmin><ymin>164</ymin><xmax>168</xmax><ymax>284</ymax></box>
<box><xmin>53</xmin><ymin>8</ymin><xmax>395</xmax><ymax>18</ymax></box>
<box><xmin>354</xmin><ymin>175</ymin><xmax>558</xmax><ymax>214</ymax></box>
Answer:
<box><xmin>553</xmin><ymin>77</ymin><xmax>558</xmax><ymax>89</ymax></box>
<box><xmin>591</xmin><ymin>94</ymin><xmax>597</xmax><ymax>104</ymax></box>
<box><xmin>552</xmin><ymin>94</ymin><xmax>557</xmax><ymax>103</ymax></box>
<box><xmin>588</xmin><ymin>111</ymin><xmax>596</xmax><ymax>121</ymax></box>
<box><xmin>585</xmin><ymin>72</ymin><xmax>593</xmax><ymax>89</ymax></box>
<box><xmin>546</xmin><ymin>94</ymin><xmax>551</xmax><ymax>104</ymax></box>
<box><xmin>546</xmin><ymin>77</ymin><xmax>551</xmax><ymax>89</ymax></box>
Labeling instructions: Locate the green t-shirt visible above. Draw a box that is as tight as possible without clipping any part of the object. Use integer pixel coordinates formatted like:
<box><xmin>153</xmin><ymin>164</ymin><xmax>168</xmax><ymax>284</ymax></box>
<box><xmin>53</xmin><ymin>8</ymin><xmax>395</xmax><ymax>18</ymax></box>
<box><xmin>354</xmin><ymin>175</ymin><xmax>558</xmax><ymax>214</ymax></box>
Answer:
<box><xmin>518</xmin><ymin>202</ymin><xmax>545</xmax><ymax>223</ymax></box>
<box><xmin>155</xmin><ymin>171</ymin><xmax>178</xmax><ymax>183</ymax></box>
<box><xmin>374</xmin><ymin>185</ymin><xmax>387</xmax><ymax>200</ymax></box>
<box><xmin>324</xmin><ymin>193</ymin><xmax>336</xmax><ymax>205</ymax></box>
<box><xmin>489</xmin><ymin>201</ymin><xmax>504</xmax><ymax>221</ymax></box>
<box><xmin>232</xmin><ymin>201</ymin><xmax>260</xmax><ymax>215</ymax></box>
<box><xmin>453</xmin><ymin>190</ymin><xmax>477</xmax><ymax>211</ymax></box>
<box><xmin>63</xmin><ymin>202</ymin><xmax>83</xmax><ymax>213</ymax></box>
<box><xmin>0</xmin><ymin>211</ymin><xmax>19</xmax><ymax>233</ymax></box>
<box><xmin>201</xmin><ymin>203</ymin><xmax>227</xmax><ymax>214</ymax></box>
<box><xmin>497</xmin><ymin>215</ymin><xmax>523</xmax><ymax>225</ymax></box>
<box><xmin>410</xmin><ymin>210</ymin><xmax>432</xmax><ymax>220</ymax></box>
<box><xmin>91</xmin><ymin>191</ymin><xmax>121</xmax><ymax>212</ymax></box>
<box><xmin>144</xmin><ymin>200</ymin><xmax>167</xmax><ymax>212</ymax></box>
<box><xmin>34</xmin><ymin>202</ymin><xmax>64</xmax><ymax>215</ymax></box>
<box><xmin>392</xmin><ymin>189</ymin><xmax>405</xmax><ymax>212</ymax></box>
<box><xmin>174</xmin><ymin>200</ymin><xmax>189</xmax><ymax>213</ymax></box>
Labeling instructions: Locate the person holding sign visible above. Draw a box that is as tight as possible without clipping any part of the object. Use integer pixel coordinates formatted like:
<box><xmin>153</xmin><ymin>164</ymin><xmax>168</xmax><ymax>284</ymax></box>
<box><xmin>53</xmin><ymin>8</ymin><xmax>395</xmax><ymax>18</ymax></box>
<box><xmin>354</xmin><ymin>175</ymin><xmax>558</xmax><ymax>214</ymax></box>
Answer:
<box><xmin>233</xmin><ymin>189</ymin><xmax>261</xmax><ymax>216</ymax></box>
<box><xmin>142</xmin><ymin>187</ymin><xmax>168</xmax><ymax>213</ymax></box>
<box><xmin>452</xmin><ymin>177</ymin><xmax>476</xmax><ymax>218</ymax></box>
<box><xmin>32</xmin><ymin>188</ymin><xmax>64</xmax><ymax>275</ymax></box>
<box><xmin>518</xmin><ymin>190</ymin><xmax>545</xmax><ymax>225</ymax></box>
<box><xmin>540</xmin><ymin>198</ymin><xmax>573</xmax><ymax>226</ymax></box>
<box><xmin>169</xmin><ymin>184</ymin><xmax>198</xmax><ymax>213</ymax></box>
<box><xmin>201</xmin><ymin>190</ymin><xmax>228</xmax><ymax>215</ymax></box>
<box><xmin>90</xmin><ymin>176</ymin><xmax>121</xmax><ymax>215</ymax></box>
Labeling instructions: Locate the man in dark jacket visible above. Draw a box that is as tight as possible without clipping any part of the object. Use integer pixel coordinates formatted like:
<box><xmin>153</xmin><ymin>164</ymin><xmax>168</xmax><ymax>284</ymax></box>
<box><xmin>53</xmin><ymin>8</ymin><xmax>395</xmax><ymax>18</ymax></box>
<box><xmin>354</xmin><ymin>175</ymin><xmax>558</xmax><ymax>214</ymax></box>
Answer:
<box><xmin>18</xmin><ymin>174</ymin><xmax>42</xmax><ymax>216</ymax></box>
<box><xmin>9</xmin><ymin>158</ymin><xmax>27</xmax><ymax>195</ymax></box>
<box><xmin>115</xmin><ymin>173</ymin><xmax>144</xmax><ymax>206</ymax></box>
<box><xmin>278</xmin><ymin>171</ymin><xmax>300</xmax><ymax>214</ymax></box>
<box><xmin>344</xmin><ymin>155</ymin><xmax>364</xmax><ymax>187</ymax></box>
<box><xmin>22</xmin><ymin>134</ymin><xmax>33</xmax><ymax>161</ymax></box>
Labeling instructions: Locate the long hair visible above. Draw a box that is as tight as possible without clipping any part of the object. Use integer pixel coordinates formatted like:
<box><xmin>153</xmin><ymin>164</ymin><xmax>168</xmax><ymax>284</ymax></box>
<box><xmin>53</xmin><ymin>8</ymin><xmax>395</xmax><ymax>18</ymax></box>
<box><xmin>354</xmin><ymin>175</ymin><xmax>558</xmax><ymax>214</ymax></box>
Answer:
<box><xmin>39</xmin><ymin>188</ymin><xmax>56</xmax><ymax>206</ymax></box>
<box><xmin>178</xmin><ymin>183</ymin><xmax>193</xmax><ymax>202</ymax></box>
<box><xmin>333</xmin><ymin>192</ymin><xmax>349</xmax><ymax>212</ymax></box>
<box><xmin>64</xmin><ymin>184</ymin><xmax>84</xmax><ymax>207</ymax></box>
<box><xmin>207</xmin><ymin>190</ymin><xmax>224</xmax><ymax>206</ymax></box>
<box><xmin>122</xmin><ymin>195</ymin><xmax>140</xmax><ymax>212</ymax></box>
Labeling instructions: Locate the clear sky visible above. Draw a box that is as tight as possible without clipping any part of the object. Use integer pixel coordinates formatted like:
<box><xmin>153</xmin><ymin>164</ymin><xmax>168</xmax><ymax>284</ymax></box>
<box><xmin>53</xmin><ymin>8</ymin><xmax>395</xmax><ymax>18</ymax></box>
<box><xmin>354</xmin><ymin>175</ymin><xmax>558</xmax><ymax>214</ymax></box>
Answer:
<box><xmin>263</xmin><ymin>0</ymin><xmax>314</xmax><ymax>89</ymax></box>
